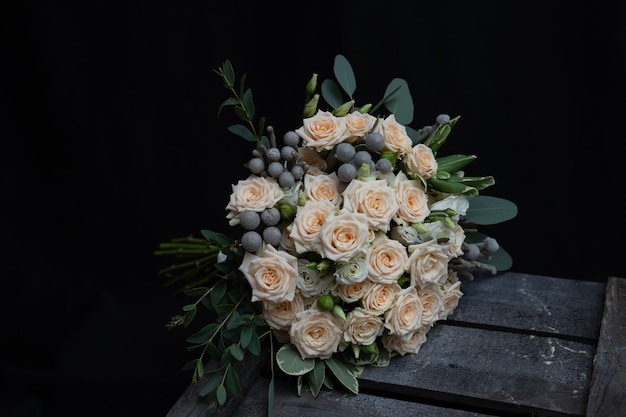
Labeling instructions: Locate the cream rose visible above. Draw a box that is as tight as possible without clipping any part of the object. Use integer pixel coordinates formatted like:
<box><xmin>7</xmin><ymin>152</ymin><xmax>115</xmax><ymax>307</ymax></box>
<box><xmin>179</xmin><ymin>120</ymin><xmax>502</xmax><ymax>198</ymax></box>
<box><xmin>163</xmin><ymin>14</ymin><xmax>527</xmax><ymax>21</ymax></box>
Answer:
<box><xmin>366</xmin><ymin>233</ymin><xmax>409</xmax><ymax>284</ymax></box>
<box><xmin>407</xmin><ymin>240</ymin><xmax>449</xmax><ymax>287</ymax></box>
<box><xmin>226</xmin><ymin>175</ymin><xmax>284</xmax><ymax>220</ymax></box>
<box><xmin>332</xmin><ymin>279</ymin><xmax>373</xmax><ymax>304</ymax></box>
<box><xmin>439</xmin><ymin>273</ymin><xmax>463</xmax><ymax>320</ymax></box>
<box><xmin>289</xmin><ymin>199</ymin><xmax>335</xmax><ymax>254</ymax></box>
<box><xmin>393</xmin><ymin>171</ymin><xmax>430</xmax><ymax>226</ymax></box>
<box><xmin>384</xmin><ymin>286</ymin><xmax>423</xmax><ymax>337</ymax></box>
<box><xmin>361</xmin><ymin>282</ymin><xmax>402</xmax><ymax>315</ymax></box>
<box><xmin>295</xmin><ymin>110</ymin><xmax>350</xmax><ymax>151</ymax></box>
<box><xmin>404</xmin><ymin>143</ymin><xmax>438</xmax><ymax>180</ymax></box>
<box><xmin>304</xmin><ymin>173</ymin><xmax>342</xmax><ymax>206</ymax></box>
<box><xmin>318</xmin><ymin>209</ymin><xmax>370</xmax><ymax>263</ymax></box>
<box><xmin>289</xmin><ymin>306</ymin><xmax>344</xmax><ymax>359</ymax></box>
<box><xmin>342</xmin><ymin>307</ymin><xmax>385</xmax><ymax>346</ymax></box>
<box><xmin>261</xmin><ymin>292</ymin><xmax>307</xmax><ymax>331</ymax></box>
<box><xmin>378</xmin><ymin>114</ymin><xmax>412</xmax><ymax>158</ymax></box>
<box><xmin>239</xmin><ymin>245</ymin><xmax>298</xmax><ymax>304</ymax></box>
<box><xmin>296</xmin><ymin>258</ymin><xmax>335</xmax><ymax>298</ymax></box>
<box><xmin>417</xmin><ymin>282</ymin><xmax>445</xmax><ymax>327</ymax></box>
<box><xmin>382</xmin><ymin>326</ymin><xmax>429</xmax><ymax>356</ymax></box>
<box><xmin>345</xmin><ymin>111</ymin><xmax>377</xmax><ymax>142</ymax></box>
<box><xmin>341</xmin><ymin>179</ymin><xmax>399</xmax><ymax>232</ymax></box>
<box><xmin>441</xmin><ymin>223</ymin><xmax>466</xmax><ymax>259</ymax></box>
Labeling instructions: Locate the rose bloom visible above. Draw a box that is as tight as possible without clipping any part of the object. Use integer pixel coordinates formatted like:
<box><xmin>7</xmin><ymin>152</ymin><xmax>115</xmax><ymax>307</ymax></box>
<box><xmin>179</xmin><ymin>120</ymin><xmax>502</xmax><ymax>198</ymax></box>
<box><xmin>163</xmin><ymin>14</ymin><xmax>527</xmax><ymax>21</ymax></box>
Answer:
<box><xmin>289</xmin><ymin>199</ymin><xmax>335</xmax><ymax>254</ymax></box>
<box><xmin>342</xmin><ymin>179</ymin><xmax>399</xmax><ymax>232</ymax></box>
<box><xmin>332</xmin><ymin>278</ymin><xmax>373</xmax><ymax>304</ymax></box>
<box><xmin>318</xmin><ymin>209</ymin><xmax>370</xmax><ymax>263</ymax></box>
<box><xmin>404</xmin><ymin>143</ymin><xmax>438</xmax><ymax>180</ymax></box>
<box><xmin>333</xmin><ymin>254</ymin><xmax>369</xmax><ymax>285</ymax></box>
<box><xmin>296</xmin><ymin>258</ymin><xmax>335</xmax><ymax>298</ymax></box>
<box><xmin>440</xmin><ymin>222</ymin><xmax>466</xmax><ymax>259</ymax></box>
<box><xmin>239</xmin><ymin>245</ymin><xmax>298</xmax><ymax>304</ymax></box>
<box><xmin>384</xmin><ymin>286</ymin><xmax>423</xmax><ymax>337</ymax></box>
<box><xmin>342</xmin><ymin>307</ymin><xmax>385</xmax><ymax>346</ymax></box>
<box><xmin>289</xmin><ymin>306</ymin><xmax>344</xmax><ymax>359</ymax></box>
<box><xmin>439</xmin><ymin>271</ymin><xmax>464</xmax><ymax>320</ymax></box>
<box><xmin>378</xmin><ymin>114</ymin><xmax>412</xmax><ymax>158</ymax></box>
<box><xmin>362</xmin><ymin>282</ymin><xmax>402</xmax><ymax>315</ymax></box>
<box><xmin>261</xmin><ymin>291</ymin><xmax>307</xmax><ymax>331</ymax></box>
<box><xmin>297</xmin><ymin>146</ymin><xmax>327</xmax><ymax>175</ymax></box>
<box><xmin>345</xmin><ymin>111</ymin><xmax>377</xmax><ymax>142</ymax></box>
<box><xmin>382</xmin><ymin>326</ymin><xmax>429</xmax><ymax>356</ymax></box>
<box><xmin>393</xmin><ymin>172</ymin><xmax>430</xmax><ymax>226</ymax></box>
<box><xmin>226</xmin><ymin>175</ymin><xmax>284</xmax><ymax>220</ymax></box>
<box><xmin>366</xmin><ymin>233</ymin><xmax>409</xmax><ymax>284</ymax></box>
<box><xmin>417</xmin><ymin>282</ymin><xmax>445</xmax><ymax>327</ymax></box>
<box><xmin>295</xmin><ymin>110</ymin><xmax>351</xmax><ymax>151</ymax></box>
<box><xmin>304</xmin><ymin>173</ymin><xmax>343</xmax><ymax>206</ymax></box>
<box><xmin>278</xmin><ymin>226</ymin><xmax>297</xmax><ymax>255</ymax></box>
<box><xmin>407</xmin><ymin>239</ymin><xmax>449</xmax><ymax>287</ymax></box>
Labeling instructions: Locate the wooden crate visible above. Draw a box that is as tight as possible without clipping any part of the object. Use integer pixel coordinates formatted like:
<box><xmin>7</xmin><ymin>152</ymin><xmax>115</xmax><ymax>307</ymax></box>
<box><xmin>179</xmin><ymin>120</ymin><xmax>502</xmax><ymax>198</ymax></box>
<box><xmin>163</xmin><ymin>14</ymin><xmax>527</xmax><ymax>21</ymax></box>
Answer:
<box><xmin>167</xmin><ymin>272</ymin><xmax>626</xmax><ymax>417</ymax></box>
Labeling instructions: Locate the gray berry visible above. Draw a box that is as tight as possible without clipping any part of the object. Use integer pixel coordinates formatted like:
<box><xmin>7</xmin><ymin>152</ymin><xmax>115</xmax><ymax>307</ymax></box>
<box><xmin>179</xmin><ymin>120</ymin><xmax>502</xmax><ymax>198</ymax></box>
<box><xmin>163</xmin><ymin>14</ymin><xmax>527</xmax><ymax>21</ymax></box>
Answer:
<box><xmin>239</xmin><ymin>210</ymin><xmax>261</xmax><ymax>230</ymax></box>
<box><xmin>263</xmin><ymin>226</ymin><xmax>282</xmax><ymax>247</ymax></box>
<box><xmin>365</xmin><ymin>132</ymin><xmax>385</xmax><ymax>152</ymax></box>
<box><xmin>283</xmin><ymin>131</ymin><xmax>300</xmax><ymax>147</ymax></box>
<box><xmin>242</xmin><ymin>230</ymin><xmax>262</xmax><ymax>252</ymax></box>
<box><xmin>261</xmin><ymin>207</ymin><xmax>281</xmax><ymax>226</ymax></box>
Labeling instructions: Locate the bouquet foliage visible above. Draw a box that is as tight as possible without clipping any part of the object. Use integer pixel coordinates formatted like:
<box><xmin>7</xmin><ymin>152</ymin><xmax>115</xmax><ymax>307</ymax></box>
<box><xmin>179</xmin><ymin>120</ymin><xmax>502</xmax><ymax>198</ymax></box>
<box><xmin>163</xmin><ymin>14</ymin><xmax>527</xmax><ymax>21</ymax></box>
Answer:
<box><xmin>155</xmin><ymin>55</ymin><xmax>517</xmax><ymax>413</ymax></box>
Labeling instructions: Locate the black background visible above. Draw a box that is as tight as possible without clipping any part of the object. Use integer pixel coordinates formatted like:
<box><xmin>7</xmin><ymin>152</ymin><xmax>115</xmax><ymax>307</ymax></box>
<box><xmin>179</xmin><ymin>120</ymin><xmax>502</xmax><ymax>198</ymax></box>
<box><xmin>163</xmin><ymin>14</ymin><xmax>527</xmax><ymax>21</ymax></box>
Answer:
<box><xmin>2</xmin><ymin>1</ymin><xmax>624</xmax><ymax>416</ymax></box>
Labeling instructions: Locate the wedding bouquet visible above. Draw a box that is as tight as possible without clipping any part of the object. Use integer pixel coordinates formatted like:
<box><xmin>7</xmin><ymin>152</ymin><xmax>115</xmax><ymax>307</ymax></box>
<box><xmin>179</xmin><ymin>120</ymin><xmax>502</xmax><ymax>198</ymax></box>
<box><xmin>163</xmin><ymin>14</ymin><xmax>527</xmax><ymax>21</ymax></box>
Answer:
<box><xmin>155</xmin><ymin>55</ymin><xmax>517</xmax><ymax>414</ymax></box>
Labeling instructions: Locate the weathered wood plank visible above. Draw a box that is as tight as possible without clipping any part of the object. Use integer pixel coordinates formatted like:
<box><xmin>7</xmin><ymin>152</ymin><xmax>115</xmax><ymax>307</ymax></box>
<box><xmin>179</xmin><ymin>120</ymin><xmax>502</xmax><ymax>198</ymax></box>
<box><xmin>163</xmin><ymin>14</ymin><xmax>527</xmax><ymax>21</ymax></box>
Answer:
<box><xmin>359</xmin><ymin>324</ymin><xmax>595</xmax><ymax>417</ymax></box>
<box><xmin>450</xmin><ymin>272</ymin><xmax>605</xmax><ymax>340</ymax></box>
<box><xmin>586</xmin><ymin>276</ymin><xmax>626</xmax><ymax>417</ymax></box>
<box><xmin>232</xmin><ymin>376</ymin><xmax>496</xmax><ymax>417</ymax></box>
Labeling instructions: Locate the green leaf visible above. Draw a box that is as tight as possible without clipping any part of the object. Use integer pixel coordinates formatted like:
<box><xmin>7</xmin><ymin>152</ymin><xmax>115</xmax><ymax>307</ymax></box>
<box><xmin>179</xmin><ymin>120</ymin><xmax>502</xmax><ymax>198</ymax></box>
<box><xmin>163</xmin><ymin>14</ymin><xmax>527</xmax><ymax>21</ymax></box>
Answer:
<box><xmin>233</xmin><ymin>106</ymin><xmax>251</xmax><ymax>123</ymax></box>
<box><xmin>267</xmin><ymin>376</ymin><xmax>275</xmax><ymax>417</ymax></box>
<box><xmin>242</xmin><ymin>88</ymin><xmax>255</xmax><ymax>120</ymax></box>
<box><xmin>325</xmin><ymin>356</ymin><xmax>359</xmax><ymax>394</ymax></box>
<box><xmin>446</xmin><ymin>175</ymin><xmax>495</xmax><ymax>190</ymax></box>
<box><xmin>221</xmin><ymin>59</ymin><xmax>235</xmax><ymax>87</ymax></box>
<box><xmin>436</xmin><ymin>154</ymin><xmax>477</xmax><ymax>174</ymax></box>
<box><xmin>182</xmin><ymin>304</ymin><xmax>197</xmax><ymax>312</ymax></box>
<box><xmin>199</xmin><ymin>373</ymin><xmax>222</xmax><ymax>397</ymax></box>
<box><xmin>240</xmin><ymin>325</ymin><xmax>253</xmax><ymax>349</ymax></box>
<box><xmin>333</xmin><ymin>54</ymin><xmax>356</xmax><ymax>97</ymax></box>
<box><xmin>428</xmin><ymin>177</ymin><xmax>478</xmax><ymax>196</ymax></box>
<box><xmin>200</xmin><ymin>229</ymin><xmax>233</xmax><ymax>245</ymax></box>
<box><xmin>229</xmin><ymin>344</ymin><xmax>244</xmax><ymax>361</ymax></box>
<box><xmin>246</xmin><ymin>331</ymin><xmax>261</xmax><ymax>356</ymax></box>
<box><xmin>485</xmin><ymin>246</ymin><xmax>514</xmax><ymax>271</ymax></box>
<box><xmin>216</xmin><ymin>384</ymin><xmax>227</xmax><ymax>406</ymax></box>
<box><xmin>321</xmin><ymin>79</ymin><xmax>344</xmax><ymax>110</ymax></box>
<box><xmin>464</xmin><ymin>196</ymin><xmax>518</xmax><ymax>225</ymax></box>
<box><xmin>183</xmin><ymin>308</ymin><xmax>197</xmax><ymax>327</ymax></box>
<box><xmin>186</xmin><ymin>322</ymin><xmax>219</xmax><ymax>344</ymax></box>
<box><xmin>307</xmin><ymin>360</ymin><xmax>326</xmax><ymax>397</ymax></box>
<box><xmin>425</xmin><ymin>115</ymin><xmax>460</xmax><ymax>153</ymax></box>
<box><xmin>183</xmin><ymin>287</ymin><xmax>209</xmax><ymax>298</ymax></box>
<box><xmin>383</xmin><ymin>78</ymin><xmax>413</xmax><ymax>125</ymax></box>
<box><xmin>276</xmin><ymin>343</ymin><xmax>315</xmax><ymax>376</ymax></box>
<box><xmin>207</xmin><ymin>341</ymin><xmax>223</xmax><ymax>361</ymax></box>
<box><xmin>217</xmin><ymin>97</ymin><xmax>239</xmax><ymax>118</ymax></box>
<box><xmin>225</xmin><ymin>367</ymin><xmax>243</xmax><ymax>397</ymax></box>
<box><xmin>227</xmin><ymin>124</ymin><xmax>257</xmax><ymax>142</ymax></box>
<box><xmin>210</xmin><ymin>280</ymin><xmax>228</xmax><ymax>307</ymax></box>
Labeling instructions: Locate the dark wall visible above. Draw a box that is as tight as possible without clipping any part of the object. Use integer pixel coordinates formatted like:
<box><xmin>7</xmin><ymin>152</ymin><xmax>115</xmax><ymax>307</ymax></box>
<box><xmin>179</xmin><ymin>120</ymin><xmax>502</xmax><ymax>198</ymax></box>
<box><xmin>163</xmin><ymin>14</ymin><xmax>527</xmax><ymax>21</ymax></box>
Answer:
<box><xmin>2</xmin><ymin>1</ymin><xmax>624</xmax><ymax>416</ymax></box>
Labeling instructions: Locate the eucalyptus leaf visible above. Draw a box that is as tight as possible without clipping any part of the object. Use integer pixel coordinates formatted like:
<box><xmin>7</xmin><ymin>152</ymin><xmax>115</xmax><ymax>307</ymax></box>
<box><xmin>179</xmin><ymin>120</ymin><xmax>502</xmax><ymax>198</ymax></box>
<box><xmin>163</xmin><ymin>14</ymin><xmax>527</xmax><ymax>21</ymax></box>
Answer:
<box><xmin>276</xmin><ymin>343</ymin><xmax>315</xmax><ymax>376</ymax></box>
<box><xmin>207</xmin><ymin>341</ymin><xmax>222</xmax><ymax>361</ymax></box>
<box><xmin>324</xmin><ymin>356</ymin><xmax>359</xmax><ymax>394</ymax></box>
<box><xmin>242</xmin><ymin>88</ymin><xmax>255</xmax><ymax>120</ymax></box>
<box><xmin>229</xmin><ymin>344</ymin><xmax>244</xmax><ymax>361</ymax></box>
<box><xmin>267</xmin><ymin>376</ymin><xmax>275</xmax><ymax>416</ymax></box>
<box><xmin>483</xmin><ymin>246</ymin><xmax>513</xmax><ymax>271</ymax></box>
<box><xmin>186</xmin><ymin>322</ymin><xmax>219</xmax><ymax>344</ymax></box>
<box><xmin>183</xmin><ymin>307</ymin><xmax>197</xmax><ymax>327</ymax></box>
<box><xmin>233</xmin><ymin>106</ymin><xmax>250</xmax><ymax>123</ymax></box>
<box><xmin>201</xmin><ymin>229</ymin><xmax>233</xmax><ymax>246</ymax></box>
<box><xmin>217</xmin><ymin>97</ymin><xmax>239</xmax><ymax>118</ymax></box>
<box><xmin>227</xmin><ymin>124</ymin><xmax>256</xmax><ymax>142</ymax></box>
<box><xmin>225</xmin><ymin>366</ymin><xmax>243</xmax><ymax>397</ymax></box>
<box><xmin>216</xmin><ymin>384</ymin><xmax>227</xmax><ymax>406</ymax></box>
<box><xmin>246</xmin><ymin>331</ymin><xmax>261</xmax><ymax>356</ymax></box>
<box><xmin>199</xmin><ymin>373</ymin><xmax>222</xmax><ymax>397</ymax></box>
<box><xmin>383</xmin><ymin>78</ymin><xmax>413</xmax><ymax>125</ymax></box>
<box><xmin>333</xmin><ymin>54</ymin><xmax>356</xmax><ymax>97</ymax></box>
<box><xmin>183</xmin><ymin>287</ymin><xmax>209</xmax><ymax>298</ymax></box>
<box><xmin>210</xmin><ymin>280</ymin><xmax>228</xmax><ymax>307</ymax></box>
<box><xmin>240</xmin><ymin>324</ymin><xmax>253</xmax><ymax>349</ymax></box>
<box><xmin>307</xmin><ymin>360</ymin><xmax>326</xmax><ymax>397</ymax></box>
<box><xmin>182</xmin><ymin>304</ymin><xmax>197</xmax><ymax>312</ymax></box>
<box><xmin>321</xmin><ymin>79</ymin><xmax>343</xmax><ymax>110</ymax></box>
<box><xmin>464</xmin><ymin>196</ymin><xmax>518</xmax><ymax>225</ymax></box>
<box><xmin>221</xmin><ymin>59</ymin><xmax>235</xmax><ymax>87</ymax></box>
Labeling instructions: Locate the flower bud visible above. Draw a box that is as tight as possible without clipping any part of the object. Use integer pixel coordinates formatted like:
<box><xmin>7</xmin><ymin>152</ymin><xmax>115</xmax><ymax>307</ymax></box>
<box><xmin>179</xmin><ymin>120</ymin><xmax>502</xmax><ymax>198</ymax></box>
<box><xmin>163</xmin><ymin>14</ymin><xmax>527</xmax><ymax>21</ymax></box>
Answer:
<box><xmin>317</xmin><ymin>294</ymin><xmax>334</xmax><ymax>311</ymax></box>
<box><xmin>303</xmin><ymin>94</ymin><xmax>319</xmax><ymax>118</ymax></box>
<box><xmin>379</xmin><ymin>151</ymin><xmax>397</xmax><ymax>166</ymax></box>
<box><xmin>306</xmin><ymin>73</ymin><xmax>318</xmax><ymax>96</ymax></box>
<box><xmin>316</xmin><ymin>259</ymin><xmax>332</xmax><ymax>275</ymax></box>
<box><xmin>333</xmin><ymin>100</ymin><xmax>355</xmax><ymax>117</ymax></box>
<box><xmin>358</xmin><ymin>103</ymin><xmax>372</xmax><ymax>114</ymax></box>
<box><xmin>331</xmin><ymin>304</ymin><xmax>346</xmax><ymax>321</ymax></box>
<box><xmin>280</xmin><ymin>203</ymin><xmax>295</xmax><ymax>220</ymax></box>
<box><xmin>444</xmin><ymin>215</ymin><xmax>455</xmax><ymax>229</ymax></box>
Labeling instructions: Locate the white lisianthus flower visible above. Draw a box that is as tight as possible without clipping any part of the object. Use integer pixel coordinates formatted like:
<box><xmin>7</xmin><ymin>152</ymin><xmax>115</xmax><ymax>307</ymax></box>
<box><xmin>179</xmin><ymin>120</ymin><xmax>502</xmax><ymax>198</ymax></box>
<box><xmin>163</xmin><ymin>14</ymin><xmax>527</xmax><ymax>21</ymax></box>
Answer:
<box><xmin>342</xmin><ymin>179</ymin><xmax>399</xmax><ymax>232</ymax></box>
<box><xmin>295</xmin><ymin>110</ymin><xmax>350</xmax><ymax>151</ymax></box>
<box><xmin>333</xmin><ymin>254</ymin><xmax>369</xmax><ymax>285</ymax></box>
<box><xmin>407</xmin><ymin>239</ymin><xmax>449</xmax><ymax>287</ymax></box>
<box><xmin>289</xmin><ymin>306</ymin><xmax>344</xmax><ymax>360</ymax></box>
<box><xmin>342</xmin><ymin>307</ymin><xmax>385</xmax><ymax>346</ymax></box>
<box><xmin>296</xmin><ymin>259</ymin><xmax>335</xmax><ymax>298</ymax></box>
<box><xmin>239</xmin><ymin>245</ymin><xmax>298</xmax><ymax>304</ymax></box>
<box><xmin>420</xmin><ymin>220</ymin><xmax>456</xmax><ymax>243</ymax></box>
<box><xmin>390</xmin><ymin>225</ymin><xmax>420</xmax><ymax>246</ymax></box>
<box><xmin>429</xmin><ymin>194</ymin><xmax>470</xmax><ymax>216</ymax></box>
